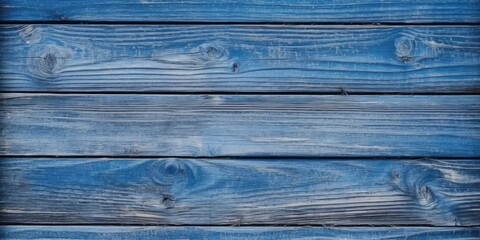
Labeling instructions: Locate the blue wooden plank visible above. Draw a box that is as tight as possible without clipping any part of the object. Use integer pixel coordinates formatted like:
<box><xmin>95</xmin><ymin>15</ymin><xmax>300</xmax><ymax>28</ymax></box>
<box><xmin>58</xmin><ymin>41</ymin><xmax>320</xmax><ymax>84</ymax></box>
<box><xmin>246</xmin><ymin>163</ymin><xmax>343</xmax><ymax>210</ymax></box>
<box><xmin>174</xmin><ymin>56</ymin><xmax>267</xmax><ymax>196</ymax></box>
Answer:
<box><xmin>1</xmin><ymin>0</ymin><xmax>479</xmax><ymax>23</ymax></box>
<box><xmin>1</xmin><ymin>226</ymin><xmax>479</xmax><ymax>239</ymax></box>
<box><xmin>1</xmin><ymin>158</ymin><xmax>479</xmax><ymax>225</ymax></box>
<box><xmin>1</xmin><ymin>94</ymin><xmax>479</xmax><ymax>157</ymax></box>
<box><xmin>1</xmin><ymin>25</ymin><xmax>479</xmax><ymax>93</ymax></box>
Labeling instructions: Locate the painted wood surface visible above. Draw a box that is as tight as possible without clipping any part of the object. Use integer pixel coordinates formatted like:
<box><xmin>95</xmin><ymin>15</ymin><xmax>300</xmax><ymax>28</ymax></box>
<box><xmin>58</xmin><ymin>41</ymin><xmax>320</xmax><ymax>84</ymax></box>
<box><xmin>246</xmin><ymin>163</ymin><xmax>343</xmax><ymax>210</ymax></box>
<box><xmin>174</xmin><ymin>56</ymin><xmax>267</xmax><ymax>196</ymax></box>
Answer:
<box><xmin>1</xmin><ymin>158</ymin><xmax>479</xmax><ymax>225</ymax></box>
<box><xmin>1</xmin><ymin>1</ymin><xmax>480</xmax><ymax>236</ymax></box>
<box><xmin>1</xmin><ymin>94</ymin><xmax>479</xmax><ymax>157</ymax></box>
<box><xmin>1</xmin><ymin>226</ymin><xmax>479</xmax><ymax>239</ymax></box>
<box><xmin>1</xmin><ymin>1</ymin><xmax>479</xmax><ymax>23</ymax></box>
<box><xmin>1</xmin><ymin>25</ymin><xmax>479</xmax><ymax>93</ymax></box>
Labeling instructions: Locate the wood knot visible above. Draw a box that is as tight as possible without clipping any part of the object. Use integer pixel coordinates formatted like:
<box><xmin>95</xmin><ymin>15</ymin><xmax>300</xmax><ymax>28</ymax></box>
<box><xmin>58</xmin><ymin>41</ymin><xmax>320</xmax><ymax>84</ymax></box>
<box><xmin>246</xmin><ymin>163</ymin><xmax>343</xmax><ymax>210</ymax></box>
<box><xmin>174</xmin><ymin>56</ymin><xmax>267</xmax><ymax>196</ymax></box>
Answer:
<box><xmin>199</xmin><ymin>43</ymin><xmax>228</xmax><ymax>62</ymax></box>
<box><xmin>150</xmin><ymin>160</ymin><xmax>197</xmax><ymax>193</ymax></box>
<box><xmin>28</xmin><ymin>45</ymin><xmax>71</xmax><ymax>80</ymax></box>
<box><xmin>43</xmin><ymin>53</ymin><xmax>57</xmax><ymax>71</ymax></box>
<box><xmin>416</xmin><ymin>185</ymin><xmax>435</xmax><ymax>207</ymax></box>
<box><xmin>164</xmin><ymin>161</ymin><xmax>178</xmax><ymax>173</ymax></box>
<box><xmin>17</xmin><ymin>25</ymin><xmax>41</xmax><ymax>44</ymax></box>
<box><xmin>395</xmin><ymin>36</ymin><xmax>414</xmax><ymax>63</ymax></box>
<box><xmin>392</xmin><ymin>165</ymin><xmax>440</xmax><ymax>209</ymax></box>
<box><xmin>151</xmin><ymin>160</ymin><xmax>186</xmax><ymax>186</ymax></box>
<box><xmin>391</xmin><ymin>170</ymin><xmax>400</xmax><ymax>180</ymax></box>
<box><xmin>161</xmin><ymin>195</ymin><xmax>175</xmax><ymax>209</ymax></box>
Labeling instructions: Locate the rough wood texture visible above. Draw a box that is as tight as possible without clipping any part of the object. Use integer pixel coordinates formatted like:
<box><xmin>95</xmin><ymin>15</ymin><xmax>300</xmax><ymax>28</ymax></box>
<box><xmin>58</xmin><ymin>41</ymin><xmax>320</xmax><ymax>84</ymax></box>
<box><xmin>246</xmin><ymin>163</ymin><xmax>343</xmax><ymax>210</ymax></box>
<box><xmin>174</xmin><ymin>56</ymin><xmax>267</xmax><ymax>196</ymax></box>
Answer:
<box><xmin>1</xmin><ymin>158</ymin><xmax>479</xmax><ymax>225</ymax></box>
<box><xmin>1</xmin><ymin>25</ymin><xmax>479</xmax><ymax>93</ymax></box>
<box><xmin>1</xmin><ymin>1</ymin><xmax>479</xmax><ymax>23</ymax></box>
<box><xmin>1</xmin><ymin>94</ymin><xmax>479</xmax><ymax>157</ymax></box>
<box><xmin>1</xmin><ymin>226</ymin><xmax>479</xmax><ymax>239</ymax></box>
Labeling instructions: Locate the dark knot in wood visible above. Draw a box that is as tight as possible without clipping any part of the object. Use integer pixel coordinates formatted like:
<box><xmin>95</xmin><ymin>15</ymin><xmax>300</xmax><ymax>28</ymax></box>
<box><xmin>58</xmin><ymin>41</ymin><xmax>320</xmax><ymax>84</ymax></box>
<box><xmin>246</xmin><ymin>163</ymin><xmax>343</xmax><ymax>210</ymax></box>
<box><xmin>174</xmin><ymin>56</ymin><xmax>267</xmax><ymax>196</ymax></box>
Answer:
<box><xmin>199</xmin><ymin>42</ymin><xmax>229</xmax><ymax>62</ymax></box>
<box><xmin>28</xmin><ymin>45</ymin><xmax>71</xmax><ymax>80</ymax></box>
<box><xmin>161</xmin><ymin>195</ymin><xmax>175</xmax><ymax>209</ymax></box>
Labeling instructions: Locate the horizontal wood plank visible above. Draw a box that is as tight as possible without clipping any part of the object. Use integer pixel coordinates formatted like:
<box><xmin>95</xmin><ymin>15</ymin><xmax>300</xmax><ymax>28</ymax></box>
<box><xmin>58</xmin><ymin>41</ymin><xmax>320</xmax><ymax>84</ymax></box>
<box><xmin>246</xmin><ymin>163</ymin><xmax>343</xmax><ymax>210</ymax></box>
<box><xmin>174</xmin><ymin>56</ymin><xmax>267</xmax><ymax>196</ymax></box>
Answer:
<box><xmin>1</xmin><ymin>25</ymin><xmax>479</xmax><ymax>93</ymax></box>
<box><xmin>1</xmin><ymin>94</ymin><xmax>479</xmax><ymax>157</ymax></box>
<box><xmin>0</xmin><ymin>93</ymin><xmax>480</xmax><ymax>157</ymax></box>
<box><xmin>1</xmin><ymin>226</ymin><xmax>479</xmax><ymax>239</ymax></box>
<box><xmin>1</xmin><ymin>1</ymin><xmax>479</xmax><ymax>23</ymax></box>
<box><xmin>1</xmin><ymin>158</ymin><xmax>479</xmax><ymax>225</ymax></box>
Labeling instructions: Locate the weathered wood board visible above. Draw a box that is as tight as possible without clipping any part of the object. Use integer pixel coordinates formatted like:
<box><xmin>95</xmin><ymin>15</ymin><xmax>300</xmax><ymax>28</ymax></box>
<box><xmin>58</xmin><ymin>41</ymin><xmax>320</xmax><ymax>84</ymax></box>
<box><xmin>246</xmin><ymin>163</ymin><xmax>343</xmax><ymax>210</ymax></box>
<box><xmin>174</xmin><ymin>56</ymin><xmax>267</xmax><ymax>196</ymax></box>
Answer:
<box><xmin>1</xmin><ymin>25</ymin><xmax>479</xmax><ymax>93</ymax></box>
<box><xmin>1</xmin><ymin>94</ymin><xmax>479</xmax><ymax>157</ymax></box>
<box><xmin>1</xmin><ymin>0</ymin><xmax>479</xmax><ymax>23</ymax></box>
<box><xmin>1</xmin><ymin>0</ymin><xmax>479</xmax><ymax>238</ymax></box>
<box><xmin>1</xmin><ymin>158</ymin><xmax>479</xmax><ymax>225</ymax></box>
<box><xmin>1</xmin><ymin>226</ymin><xmax>479</xmax><ymax>239</ymax></box>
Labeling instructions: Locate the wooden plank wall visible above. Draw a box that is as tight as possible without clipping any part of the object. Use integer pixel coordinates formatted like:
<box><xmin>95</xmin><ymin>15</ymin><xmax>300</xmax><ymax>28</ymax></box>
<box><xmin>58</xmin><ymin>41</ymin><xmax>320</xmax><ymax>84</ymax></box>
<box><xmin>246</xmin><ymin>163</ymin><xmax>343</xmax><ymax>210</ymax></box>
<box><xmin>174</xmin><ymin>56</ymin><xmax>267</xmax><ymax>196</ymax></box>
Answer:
<box><xmin>0</xmin><ymin>1</ymin><xmax>479</xmax><ymax>239</ymax></box>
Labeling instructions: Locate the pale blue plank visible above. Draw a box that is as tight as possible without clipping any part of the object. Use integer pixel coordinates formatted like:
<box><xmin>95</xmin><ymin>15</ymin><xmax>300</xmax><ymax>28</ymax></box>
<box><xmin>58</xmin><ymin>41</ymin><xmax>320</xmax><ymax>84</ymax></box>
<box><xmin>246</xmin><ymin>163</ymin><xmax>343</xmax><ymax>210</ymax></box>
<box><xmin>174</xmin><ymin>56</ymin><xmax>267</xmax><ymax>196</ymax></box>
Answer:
<box><xmin>1</xmin><ymin>158</ymin><xmax>479</xmax><ymax>225</ymax></box>
<box><xmin>1</xmin><ymin>0</ymin><xmax>479</xmax><ymax>23</ymax></box>
<box><xmin>1</xmin><ymin>226</ymin><xmax>479</xmax><ymax>239</ymax></box>
<box><xmin>1</xmin><ymin>94</ymin><xmax>479</xmax><ymax>157</ymax></box>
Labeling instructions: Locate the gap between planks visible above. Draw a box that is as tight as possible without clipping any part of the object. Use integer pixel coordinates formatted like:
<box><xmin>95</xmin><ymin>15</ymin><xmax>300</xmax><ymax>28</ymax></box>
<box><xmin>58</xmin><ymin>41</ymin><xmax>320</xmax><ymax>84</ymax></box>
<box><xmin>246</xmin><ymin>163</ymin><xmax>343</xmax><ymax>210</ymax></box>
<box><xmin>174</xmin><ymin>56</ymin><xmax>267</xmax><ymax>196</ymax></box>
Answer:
<box><xmin>1</xmin><ymin>155</ymin><xmax>480</xmax><ymax>160</ymax></box>
<box><xmin>1</xmin><ymin>21</ymin><xmax>480</xmax><ymax>25</ymax></box>
<box><xmin>1</xmin><ymin>92</ymin><xmax>480</xmax><ymax>95</ymax></box>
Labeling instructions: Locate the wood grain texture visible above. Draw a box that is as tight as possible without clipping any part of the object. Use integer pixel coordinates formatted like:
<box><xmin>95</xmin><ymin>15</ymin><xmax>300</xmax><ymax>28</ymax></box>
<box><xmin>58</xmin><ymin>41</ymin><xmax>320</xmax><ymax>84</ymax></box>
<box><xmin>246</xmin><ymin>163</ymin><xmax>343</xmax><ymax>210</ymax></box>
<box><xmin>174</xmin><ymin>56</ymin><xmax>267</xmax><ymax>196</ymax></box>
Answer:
<box><xmin>1</xmin><ymin>0</ymin><xmax>479</xmax><ymax>23</ymax></box>
<box><xmin>1</xmin><ymin>25</ymin><xmax>480</xmax><ymax>93</ymax></box>
<box><xmin>1</xmin><ymin>158</ymin><xmax>480</xmax><ymax>225</ymax></box>
<box><xmin>1</xmin><ymin>94</ymin><xmax>479</xmax><ymax>157</ymax></box>
<box><xmin>1</xmin><ymin>226</ymin><xmax>479</xmax><ymax>239</ymax></box>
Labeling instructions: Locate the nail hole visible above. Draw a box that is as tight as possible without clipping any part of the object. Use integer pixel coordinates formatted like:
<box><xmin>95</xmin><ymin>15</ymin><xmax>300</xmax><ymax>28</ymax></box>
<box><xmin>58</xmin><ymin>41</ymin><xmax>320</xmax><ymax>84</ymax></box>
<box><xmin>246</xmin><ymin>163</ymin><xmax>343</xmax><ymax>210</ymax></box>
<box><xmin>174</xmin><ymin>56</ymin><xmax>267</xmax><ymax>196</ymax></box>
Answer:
<box><xmin>232</xmin><ymin>63</ymin><xmax>239</xmax><ymax>73</ymax></box>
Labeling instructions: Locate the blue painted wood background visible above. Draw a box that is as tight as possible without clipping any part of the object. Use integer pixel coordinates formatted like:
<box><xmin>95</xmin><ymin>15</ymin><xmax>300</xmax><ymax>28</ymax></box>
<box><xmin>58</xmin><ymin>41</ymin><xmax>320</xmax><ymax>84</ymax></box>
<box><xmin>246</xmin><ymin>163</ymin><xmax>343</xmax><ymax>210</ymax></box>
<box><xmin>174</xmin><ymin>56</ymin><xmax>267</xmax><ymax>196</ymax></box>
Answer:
<box><xmin>0</xmin><ymin>1</ymin><xmax>479</xmax><ymax>239</ymax></box>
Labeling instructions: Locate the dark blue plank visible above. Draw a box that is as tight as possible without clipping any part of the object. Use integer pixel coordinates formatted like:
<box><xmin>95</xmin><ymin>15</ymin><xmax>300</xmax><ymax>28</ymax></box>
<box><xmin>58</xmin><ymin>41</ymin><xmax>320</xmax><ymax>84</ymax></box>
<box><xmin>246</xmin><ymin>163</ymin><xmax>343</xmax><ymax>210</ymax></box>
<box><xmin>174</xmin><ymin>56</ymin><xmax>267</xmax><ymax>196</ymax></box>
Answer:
<box><xmin>1</xmin><ymin>158</ymin><xmax>479</xmax><ymax>225</ymax></box>
<box><xmin>1</xmin><ymin>25</ymin><xmax>479</xmax><ymax>93</ymax></box>
<box><xmin>1</xmin><ymin>0</ymin><xmax>479</xmax><ymax>23</ymax></box>
<box><xmin>1</xmin><ymin>226</ymin><xmax>479</xmax><ymax>239</ymax></box>
<box><xmin>1</xmin><ymin>94</ymin><xmax>479</xmax><ymax>157</ymax></box>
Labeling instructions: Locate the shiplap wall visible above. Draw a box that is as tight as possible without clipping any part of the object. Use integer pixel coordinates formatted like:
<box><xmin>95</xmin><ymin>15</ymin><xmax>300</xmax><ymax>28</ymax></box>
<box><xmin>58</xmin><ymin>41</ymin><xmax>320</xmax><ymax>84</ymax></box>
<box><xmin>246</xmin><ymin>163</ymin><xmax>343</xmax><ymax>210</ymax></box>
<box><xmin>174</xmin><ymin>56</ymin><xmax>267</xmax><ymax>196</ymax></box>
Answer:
<box><xmin>0</xmin><ymin>1</ymin><xmax>479</xmax><ymax>239</ymax></box>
